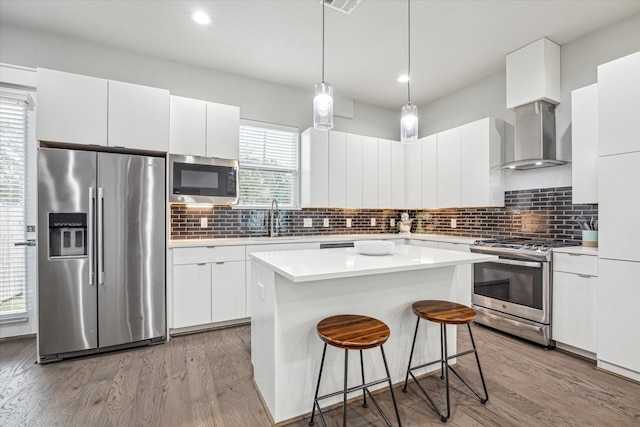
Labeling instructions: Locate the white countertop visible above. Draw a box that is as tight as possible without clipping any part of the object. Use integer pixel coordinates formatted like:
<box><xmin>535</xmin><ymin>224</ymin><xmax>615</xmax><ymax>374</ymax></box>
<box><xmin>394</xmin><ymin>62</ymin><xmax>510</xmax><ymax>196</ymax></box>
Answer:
<box><xmin>553</xmin><ymin>246</ymin><xmax>598</xmax><ymax>256</ymax></box>
<box><xmin>250</xmin><ymin>243</ymin><xmax>497</xmax><ymax>282</ymax></box>
<box><xmin>168</xmin><ymin>233</ymin><xmax>479</xmax><ymax>248</ymax></box>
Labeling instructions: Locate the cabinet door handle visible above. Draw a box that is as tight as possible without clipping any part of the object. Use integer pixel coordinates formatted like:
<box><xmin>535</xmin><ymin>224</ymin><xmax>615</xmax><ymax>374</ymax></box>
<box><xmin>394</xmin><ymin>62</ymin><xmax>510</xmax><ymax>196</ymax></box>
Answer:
<box><xmin>216</xmin><ymin>261</ymin><xmax>224</xmax><ymax>265</ymax></box>
<box><xmin>578</xmin><ymin>274</ymin><xmax>594</xmax><ymax>278</ymax></box>
<box><xmin>197</xmin><ymin>262</ymin><xmax>207</xmax><ymax>266</ymax></box>
<box><xmin>568</xmin><ymin>253</ymin><xmax>581</xmax><ymax>256</ymax></box>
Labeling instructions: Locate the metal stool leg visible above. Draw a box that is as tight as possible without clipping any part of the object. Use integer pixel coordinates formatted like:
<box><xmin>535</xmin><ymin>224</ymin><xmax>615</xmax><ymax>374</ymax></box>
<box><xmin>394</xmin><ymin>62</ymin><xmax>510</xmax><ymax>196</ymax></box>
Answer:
<box><xmin>403</xmin><ymin>316</ymin><xmax>420</xmax><ymax>392</ymax></box>
<box><xmin>440</xmin><ymin>324</ymin><xmax>445</xmax><ymax>380</ymax></box>
<box><xmin>360</xmin><ymin>350</ymin><xmax>368</xmax><ymax>408</ymax></box>
<box><xmin>442</xmin><ymin>324</ymin><xmax>450</xmax><ymax>422</ymax></box>
<box><xmin>343</xmin><ymin>349</ymin><xmax>348</xmax><ymax>427</ymax></box>
<box><xmin>309</xmin><ymin>343</ymin><xmax>328</xmax><ymax>426</ymax></box>
<box><xmin>468</xmin><ymin>324</ymin><xmax>489</xmax><ymax>403</ymax></box>
<box><xmin>381</xmin><ymin>345</ymin><xmax>403</xmax><ymax>427</ymax></box>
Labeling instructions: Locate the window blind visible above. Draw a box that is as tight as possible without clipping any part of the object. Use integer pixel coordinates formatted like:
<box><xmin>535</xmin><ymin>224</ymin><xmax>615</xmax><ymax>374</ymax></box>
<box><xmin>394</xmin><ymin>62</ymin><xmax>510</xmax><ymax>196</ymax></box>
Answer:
<box><xmin>239</xmin><ymin>122</ymin><xmax>299</xmax><ymax>208</ymax></box>
<box><xmin>0</xmin><ymin>90</ymin><xmax>28</xmax><ymax>318</ymax></box>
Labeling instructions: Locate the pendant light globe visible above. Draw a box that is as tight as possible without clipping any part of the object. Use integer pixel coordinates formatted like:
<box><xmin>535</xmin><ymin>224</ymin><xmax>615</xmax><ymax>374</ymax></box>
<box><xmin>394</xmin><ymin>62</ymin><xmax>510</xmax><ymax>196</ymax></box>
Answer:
<box><xmin>401</xmin><ymin>102</ymin><xmax>418</xmax><ymax>142</ymax></box>
<box><xmin>314</xmin><ymin>81</ymin><xmax>334</xmax><ymax>130</ymax></box>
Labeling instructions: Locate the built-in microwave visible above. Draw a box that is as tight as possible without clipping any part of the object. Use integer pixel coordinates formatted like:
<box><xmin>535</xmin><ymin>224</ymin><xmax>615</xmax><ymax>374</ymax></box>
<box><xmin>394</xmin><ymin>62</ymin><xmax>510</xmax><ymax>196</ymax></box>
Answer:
<box><xmin>169</xmin><ymin>154</ymin><xmax>239</xmax><ymax>205</ymax></box>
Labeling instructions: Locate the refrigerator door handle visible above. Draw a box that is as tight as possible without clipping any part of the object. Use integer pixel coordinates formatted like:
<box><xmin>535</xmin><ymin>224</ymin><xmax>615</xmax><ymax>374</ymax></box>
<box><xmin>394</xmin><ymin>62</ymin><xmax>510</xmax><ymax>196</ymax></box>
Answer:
<box><xmin>97</xmin><ymin>187</ymin><xmax>105</xmax><ymax>285</ymax></box>
<box><xmin>88</xmin><ymin>187</ymin><xmax>95</xmax><ymax>285</ymax></box>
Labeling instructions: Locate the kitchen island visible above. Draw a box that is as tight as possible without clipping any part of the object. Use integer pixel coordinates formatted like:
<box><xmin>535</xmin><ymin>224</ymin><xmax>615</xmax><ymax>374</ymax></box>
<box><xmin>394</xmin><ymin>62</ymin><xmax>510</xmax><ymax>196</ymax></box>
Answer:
<box><xmin>249</xmin><ymin>244</ymin><xmax>497</xmax><ymax>424</ymax></box>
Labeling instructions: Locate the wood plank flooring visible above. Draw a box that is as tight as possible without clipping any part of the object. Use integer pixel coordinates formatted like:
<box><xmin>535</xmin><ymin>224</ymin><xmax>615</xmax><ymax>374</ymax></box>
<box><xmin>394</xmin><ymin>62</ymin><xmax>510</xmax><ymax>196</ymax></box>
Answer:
<box><xmin>1</xmin><ymin>324</ymin><xmax>639</xmax><ymax>426</ymax></box>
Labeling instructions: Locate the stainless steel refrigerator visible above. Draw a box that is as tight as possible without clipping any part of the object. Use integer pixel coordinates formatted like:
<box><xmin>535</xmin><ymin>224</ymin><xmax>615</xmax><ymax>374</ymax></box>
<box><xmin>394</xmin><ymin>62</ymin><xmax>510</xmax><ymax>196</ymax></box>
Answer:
<box><xmin>37</xmin><ymin>147</ymin><xmax>165</xmax><ymax>363</ymax></box>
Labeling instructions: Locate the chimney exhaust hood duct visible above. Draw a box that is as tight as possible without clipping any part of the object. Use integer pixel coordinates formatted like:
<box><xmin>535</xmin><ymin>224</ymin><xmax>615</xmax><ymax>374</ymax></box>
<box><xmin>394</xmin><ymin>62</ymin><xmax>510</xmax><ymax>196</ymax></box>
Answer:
<box><xmin>499</xmin><ymin>100</ymin><xmax>567</xmax><ymax>170</ymax></box>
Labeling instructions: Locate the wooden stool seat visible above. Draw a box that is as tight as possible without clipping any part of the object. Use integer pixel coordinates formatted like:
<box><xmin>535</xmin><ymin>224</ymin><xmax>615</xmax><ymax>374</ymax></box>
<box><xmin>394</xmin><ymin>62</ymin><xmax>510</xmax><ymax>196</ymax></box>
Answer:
<box><xmin>412</xmin><ymin>300</ymin><xmax>477</xmax><ymax>325</ymax></box>
<box><xmin>317</xmin><ymin>314</ymin><xmax>390</xmax><ymax>350</ymax></box>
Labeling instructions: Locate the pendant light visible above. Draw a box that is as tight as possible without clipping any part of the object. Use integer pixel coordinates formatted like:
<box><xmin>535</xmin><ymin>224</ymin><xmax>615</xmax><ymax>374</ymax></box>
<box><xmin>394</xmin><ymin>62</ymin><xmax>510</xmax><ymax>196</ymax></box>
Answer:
<box><xmin>400</xmin><ymin>0</ymin><xmax>418</xmax><ymax>142</ymax></box>
<box><xmin>313</xmin><ymin>0</ymin><xmax>334</xmax><ymax>130</ymax></box>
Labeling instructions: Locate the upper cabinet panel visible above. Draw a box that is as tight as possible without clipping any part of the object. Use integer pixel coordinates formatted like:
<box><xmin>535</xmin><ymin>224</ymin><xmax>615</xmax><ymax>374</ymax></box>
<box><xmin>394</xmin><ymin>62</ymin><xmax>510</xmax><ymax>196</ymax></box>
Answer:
<box><xmin>437</xmin><ymin>127</ymin><xmax>461</xmax><ymax>208</ymax></box>
<box><xmin>571</xmin><ymin>84</ymin><xmax>599</xmax><ymax>204</ymax></box>
<box><xmin>597</xmin><ymin>51</ymin><xmax>640</xmax><ymax>157</ymax></box>
<box><xmin>37</xmin><ymin>68</ymin><xmax>108</xmax><ymax>146</ymax></box>
<box><xmin>300</xmin><ymin>128</ymin><xmax>329</xmax><ymax>208</ymax></box>
<box><xmin>506</xmin><ymin>38</ymin><xmax>561</xmax><ymax>109</ymax></box>
<box><xmin>108</xmin><ymin>80</ymin><xmax>169</xmax><ymax>152</ymax></box>
<box><xmin>206</xmin><ymin>102</ymin><xmax>240</xmax><ymax>159</ymax></box>
<box><xmin>170</xmin><ymin>95</ymin><xmax>207</xmax><ymax>157</ymax></box>
<box><xmin>328</xmin><ymin>131</ymin><xmax>347</xmax><ymax>208</ymax></box>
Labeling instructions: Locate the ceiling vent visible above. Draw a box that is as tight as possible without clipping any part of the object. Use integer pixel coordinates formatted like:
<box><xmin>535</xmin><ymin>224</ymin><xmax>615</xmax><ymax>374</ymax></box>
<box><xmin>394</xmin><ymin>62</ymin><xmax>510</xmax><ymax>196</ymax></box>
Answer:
<box><xmin>324</xmin><ymin>0</ymin><xmax>362</xmax><ymax>15</ymax></box>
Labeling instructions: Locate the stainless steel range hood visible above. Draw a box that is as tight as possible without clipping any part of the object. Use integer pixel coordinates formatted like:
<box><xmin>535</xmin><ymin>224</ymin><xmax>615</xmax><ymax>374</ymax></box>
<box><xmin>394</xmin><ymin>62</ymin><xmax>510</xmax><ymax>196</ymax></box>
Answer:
<box><xmin>499</xmin><ymin>100</ymin><xmax>567</xmax><ymax>170</ymax></box>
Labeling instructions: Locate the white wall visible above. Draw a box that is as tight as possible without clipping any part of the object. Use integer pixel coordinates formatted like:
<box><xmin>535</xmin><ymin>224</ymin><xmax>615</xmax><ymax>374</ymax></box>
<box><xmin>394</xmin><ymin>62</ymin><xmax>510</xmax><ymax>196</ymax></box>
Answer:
<box><xmin>0</xmin><ymin>24</ymin><xmax>399</xmax><ymax>140</ymax></box>
<box><xmin>419</xmin><ymin>13</ymin><xmax>640</xmax><ymax>191</ymax></box>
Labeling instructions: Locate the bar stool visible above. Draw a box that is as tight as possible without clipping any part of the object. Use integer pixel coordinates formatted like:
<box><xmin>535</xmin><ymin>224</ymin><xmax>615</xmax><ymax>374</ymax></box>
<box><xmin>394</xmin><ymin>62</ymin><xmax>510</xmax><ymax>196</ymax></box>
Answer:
<box><xmin>402</xmin><ymin>300</ymin><xmax>488</xmax><ymax>422</ymax></box>
<box><xmin>309</xmin><ymin>314</ymin><xmax>402</xmax><ymax>427</ymax></box>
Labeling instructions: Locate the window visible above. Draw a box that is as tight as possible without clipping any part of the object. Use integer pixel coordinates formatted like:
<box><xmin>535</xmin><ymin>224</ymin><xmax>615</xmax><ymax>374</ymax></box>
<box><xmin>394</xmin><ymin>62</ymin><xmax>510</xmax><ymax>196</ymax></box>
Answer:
<box><xmin>238</xmin><ymin>121</ymin><xmax>299</xmax><ymax>208</ymax></box>
<box><xmin>0</xmin><ymin>87</ymin><xmax>30</xmax><ymax>319</ymax></box>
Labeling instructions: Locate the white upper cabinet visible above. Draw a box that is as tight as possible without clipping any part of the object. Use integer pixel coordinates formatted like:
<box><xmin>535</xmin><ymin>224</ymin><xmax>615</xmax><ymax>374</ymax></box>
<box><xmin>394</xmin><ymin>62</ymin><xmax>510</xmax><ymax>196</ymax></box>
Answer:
<box><xmin>597</xmin><ymin>51</ymin><xmax>640</xmax><ymax>156</ymax></box>
<box><xmin>506</xmin><ymin>38</ymin><xmax>561</xmax><ymax>109</ymax></box>
<box><xmin>437</xmin><ymin>127</ymin><xmax>461</xmax><ymax>208</ymax></box>
<box><xmin>300</xmin><ymin>128</ymin><xmax>329</xmax><ymax>207</ymax></box>
<box><xmin>345</xmin><ymin>134</ymin><xmax>363</xmax><ymax>208</ymax></box>
<box><xmin>460</xmin><ymin>118</ymin><xmax>504</xmax><ymax>207</ymax></box>
<box><xmin>362</xmin><ymin>136</ymin><xmax>379</xmax><ymax>209</ymax></box>
<box><xmin>36</xmin><ymin>68</ymin><xmax>170</xmax><ymax>152</ymax></box>
<box><xmin>404</xmin><ymin>141</ymin><xmax>422</xmax><ymax>209</ymax></box>
<box><xmin>206</xmin><ymin>102</ymin><xmax>240</xmax><ymax>159</ymax></box>
<box><xmin>571</xmin><ymin>84</ymin><xmax>599</xmax><ymax>204</ymax></box>
<box><xmin>391</xmin><ymin>141</ymin><xmax>405</xmax><ymax>209</ymax></box>
<box><xmin>328</xmin><ymin>131</ymin><xmax>347</xmax><ymax>207</ymax></box>
<box><xmin>37</xmin><ymin>68</ymin><xmax>108</xmax><ymax>146</ymax></box>
<box><xmin>378</xmin><ymin>139</ymin><xmax>392</xmax><ymax>208</ymax></box>
<box><xmin>108</xmin><ymin>80</ymin><xmax>169</xmax><ymax>152</ymax></box>
<box><xmin>169</xmin><ymin>95</ymin><xmax>207</xmax><ymax>156</ymax></box>
<box><xmin>170</xmin><ymin>97</ymin><xmax>240</xmax><ymax>159</ymax></box>
<box><xmin>420</xmin><ymin>135</ymin><xmax>438</xmax><ymax>208</ymax></box>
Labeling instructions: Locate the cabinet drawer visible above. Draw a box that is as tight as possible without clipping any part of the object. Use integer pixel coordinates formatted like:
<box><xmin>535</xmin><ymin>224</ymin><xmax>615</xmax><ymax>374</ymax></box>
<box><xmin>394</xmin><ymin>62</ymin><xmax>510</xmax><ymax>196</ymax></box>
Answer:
<box><xmin>553</xmin><ymin>253</ymin><xmax>597</xmax><ymax>276</ymax></box>
<box><xmin>173</xmin><ymin>245</ymin><xmax>245</xmax><ymax>265</ymax></box>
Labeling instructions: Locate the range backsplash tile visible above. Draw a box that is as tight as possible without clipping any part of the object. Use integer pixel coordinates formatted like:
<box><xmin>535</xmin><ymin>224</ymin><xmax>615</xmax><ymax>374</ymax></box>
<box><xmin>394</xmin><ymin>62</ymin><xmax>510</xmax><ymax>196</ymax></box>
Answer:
<box><xmin>170</xmin><ymin>186</ymin><xmax>597</xmax><ymax>243</ymax></box>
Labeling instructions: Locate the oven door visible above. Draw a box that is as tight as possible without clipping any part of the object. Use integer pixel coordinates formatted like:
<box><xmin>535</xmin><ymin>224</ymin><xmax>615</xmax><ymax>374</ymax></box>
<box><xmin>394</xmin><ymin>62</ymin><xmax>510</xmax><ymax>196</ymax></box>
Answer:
<box><xmin>472</xmin><ymin>257</ymin><xmax>550</xmax><ymax>324</ymax></box>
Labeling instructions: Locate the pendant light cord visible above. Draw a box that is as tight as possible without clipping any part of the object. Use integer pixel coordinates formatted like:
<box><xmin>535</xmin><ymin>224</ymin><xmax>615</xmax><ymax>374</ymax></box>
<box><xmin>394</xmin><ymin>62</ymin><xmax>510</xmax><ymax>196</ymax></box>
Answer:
<box><xmin>407</xmin><ymin>0</ymin><xmax>411</xmax><ymax>104</ymax></box>
<box><xmin>322</xmin><ymin>1</ymin><xmax>325</xmax><ymax>83</ymax></box>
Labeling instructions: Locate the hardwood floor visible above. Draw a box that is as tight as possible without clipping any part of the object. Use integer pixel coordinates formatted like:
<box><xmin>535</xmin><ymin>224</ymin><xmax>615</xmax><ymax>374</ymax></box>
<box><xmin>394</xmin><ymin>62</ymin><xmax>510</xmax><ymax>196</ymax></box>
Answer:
<box><xmin>1</xmin><ymin>324</ymin><xmax>638</xmax><ymax>426</ymax></box>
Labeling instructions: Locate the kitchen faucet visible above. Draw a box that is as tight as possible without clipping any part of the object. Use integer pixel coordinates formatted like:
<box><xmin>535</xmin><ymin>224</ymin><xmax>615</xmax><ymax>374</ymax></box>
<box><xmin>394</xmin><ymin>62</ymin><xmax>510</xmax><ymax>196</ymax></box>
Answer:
<box><xmin>270</xmin><ymin>198</ymin><xmax>279</xmax><ymax>237</ymax></box>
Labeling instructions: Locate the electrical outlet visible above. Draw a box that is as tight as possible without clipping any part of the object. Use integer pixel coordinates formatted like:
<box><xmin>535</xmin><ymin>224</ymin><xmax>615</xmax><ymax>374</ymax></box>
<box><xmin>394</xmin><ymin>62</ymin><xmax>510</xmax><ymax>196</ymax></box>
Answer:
<box><xmin>390</xmin><ymin>218</ymin><xmax>396</xmax><ymax>227</ymax></box>
<box><xmin>371</xmin><ymin>218</ymin><xmax>376</xmax><ymax>226</ymax></box>
<box><xmin>346</xmin><ymin>218</ymin><xmax>352</xmax><ymax>228</ymax></box>
<box><xmin>200</xmin><ymin>217</ymin><xmax>208</xmax><ymax>228</ymax></box>
<box><xmin>323</xmin><ymin>218</ymin><xmax>330</xmax><ymax>227</ymax></box>
<box><xmin>451</xmin><ymin>218</ymin><xmax>457</xmax><ymax>228</ymax></box>
<box><xmin>303</xmin><ymin>218</ymin><xmax>313</xmax><ymax>228</ymax></box>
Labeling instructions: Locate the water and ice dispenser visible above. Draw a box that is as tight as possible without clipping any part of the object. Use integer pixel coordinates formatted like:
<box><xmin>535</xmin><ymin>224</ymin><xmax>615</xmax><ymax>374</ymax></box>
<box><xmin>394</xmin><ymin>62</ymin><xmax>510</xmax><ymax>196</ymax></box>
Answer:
<box><xmin>48</xmin><ymin>213</ymin><xmax>87</xmax><ymax>257</ymax></box>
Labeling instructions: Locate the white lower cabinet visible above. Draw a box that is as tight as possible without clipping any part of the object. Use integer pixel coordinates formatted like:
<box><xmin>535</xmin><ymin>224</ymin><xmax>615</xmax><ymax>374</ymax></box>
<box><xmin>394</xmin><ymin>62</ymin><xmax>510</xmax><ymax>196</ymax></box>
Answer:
<box><xmin>172</xmin><ymin>246</ymin><xmax>246</xmax><ymax>329</ymax></box>
<box><xmin>211</xmin><ymin>261</ymin><xmax>246</xmax><ymax>323</ymax></box>
<box><xmin>552</xmin><ymin>252</ymin><xmax>598</xmax><ymax>356</ymax></box>
<box><xmin>173</xmin><ymin>263</ymin><xmax>212</xmax><ymax>329</ymax></box>
<box><xmin>597</xmin><ymin>258</ymin><xmax>640</xmax><ymax>379</ymax></box>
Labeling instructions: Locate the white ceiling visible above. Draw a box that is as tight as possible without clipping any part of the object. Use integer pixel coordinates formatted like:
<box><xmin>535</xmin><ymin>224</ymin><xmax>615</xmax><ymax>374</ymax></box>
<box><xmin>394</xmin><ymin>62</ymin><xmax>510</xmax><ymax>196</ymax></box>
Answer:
<box><xmin>1</xmin><ymin>0</ymin><xmax>639</xmax><ymax>109</ymax></box>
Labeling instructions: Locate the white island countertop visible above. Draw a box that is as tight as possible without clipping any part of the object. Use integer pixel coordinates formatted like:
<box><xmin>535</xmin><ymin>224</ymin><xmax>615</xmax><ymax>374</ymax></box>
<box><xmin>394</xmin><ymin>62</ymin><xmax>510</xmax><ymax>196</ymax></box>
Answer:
<box><xmin>250</xmin><ymin>244</ymin><xmax>497</xmax><ymax>282</ymax></box>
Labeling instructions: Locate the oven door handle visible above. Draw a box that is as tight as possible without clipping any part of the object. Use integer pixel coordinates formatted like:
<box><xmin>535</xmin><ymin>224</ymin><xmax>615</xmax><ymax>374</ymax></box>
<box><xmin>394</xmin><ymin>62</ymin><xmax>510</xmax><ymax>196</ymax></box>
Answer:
<box><xmin>492</xmin><ymin>258</ymin><xmax>542</xmax><ymax>268</ymax></box>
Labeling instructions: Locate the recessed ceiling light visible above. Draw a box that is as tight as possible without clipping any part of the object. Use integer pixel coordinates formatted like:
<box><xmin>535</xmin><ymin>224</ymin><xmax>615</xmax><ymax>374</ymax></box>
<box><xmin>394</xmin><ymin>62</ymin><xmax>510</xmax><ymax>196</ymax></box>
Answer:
<box><xmin>192</xmin><ymin>11</ymin><xmax>211</xmax><ymax>25</ymax></box>
<box><xmin>397</xmin><ymin>74</ymin><xmax>410</xmax><ymax>83</ymax></box>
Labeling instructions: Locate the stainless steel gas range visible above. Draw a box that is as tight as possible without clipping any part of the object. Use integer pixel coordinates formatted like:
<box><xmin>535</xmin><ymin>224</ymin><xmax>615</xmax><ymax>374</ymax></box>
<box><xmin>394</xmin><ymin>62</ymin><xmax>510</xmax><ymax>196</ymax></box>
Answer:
<box><xmin>469</xmin><ymin>239</ymin><xmax>579</xmax><ymax>347</ymax></box>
